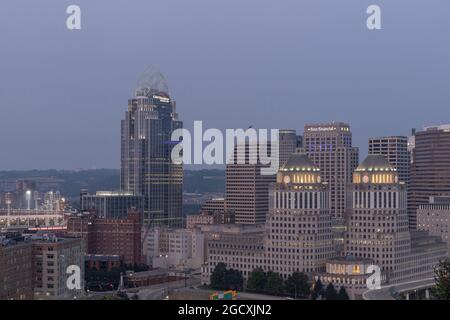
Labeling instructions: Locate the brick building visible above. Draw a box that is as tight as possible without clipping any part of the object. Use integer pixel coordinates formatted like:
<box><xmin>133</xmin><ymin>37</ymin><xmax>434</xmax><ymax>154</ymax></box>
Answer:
<box><xmin>32</xmin><ymin>235</ymin><xmax>84</xmax><ymax>299</ymax></box>
<box><xmin>0</xmin><ymin>234</ymin><xmax>33</xmax><ymax>300</ymax></box>
<box><xmin>1</xmin><ymin>232</ymin><xmax>84</xmax><ymax>300</ymax></box>
<box><xmin>66</xmin><ymin>209</ymin><xmax>142</xmax><ymax>266</ymax></box>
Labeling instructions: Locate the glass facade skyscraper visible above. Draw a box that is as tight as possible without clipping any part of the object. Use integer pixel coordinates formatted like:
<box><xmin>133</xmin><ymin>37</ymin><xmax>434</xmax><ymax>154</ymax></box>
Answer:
<box><xmin>120</xmin><ymin>71</ymin><xmax>183</xmax><ymax>227</ymax></box>
<box><xmin>80</xmin><ymin>190</ymin><xmax>144</xmax><ymax>219</ymax></box>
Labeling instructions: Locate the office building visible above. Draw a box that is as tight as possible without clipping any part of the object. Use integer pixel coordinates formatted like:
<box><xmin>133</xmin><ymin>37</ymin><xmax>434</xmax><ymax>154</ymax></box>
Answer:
<box><xmin>369</xmin><ymin>136</ymin><xmax>410</xmax><ymax>184</ymax></box>
<box><xmin>409</xmin><ymin>125</ymin><xmax>450</xmax><ymax>229</ymax></box>
<box><xmin>301</xmin><ymin>122</ymin><xmax>359</xmax><ymax>220</ymax></box>
<box><xmin>143</xmin><ymin>227</ymin><xmax>206</xmax><ymax>270</ymax></box>
<box><xmin>201</xmin><ymin>198</ymin><xmax>226</xmax><ymax>213</ymax></box>
<box><xmin>345</xmin><ymin>155</ymin><xmax>447</xmax><ymax>284</ymax></box>
<box><xmin>300</xmin><ymin>122</ymin><xmax>359</xmax><ymax>252</ymax></box>
<box><xmin>66</xmin><ymin>209</ymin><xmax>142</xmax><ymax>266</ymax></box>
<box><xmin>186</xmin><ymin>198</ymin><xmax>235</xmax><ymax>229</ymax></box>
<box><xmin>278</xmin><ymin>129</ymin><xmax>302</xmax><ymax>167</ymax></box>
<box><xmin>417</xmin><ymin>196</ymin><xmax>450</xmax><ymax>254</ymax></box>
<box><xmin>203</xmin><ymin>153</ymin><xmax>334</xmax><ymax>283</ymax></box>
<box><xmin>226</xmin><ymin>142</ymin><xmax>276</xmax><ymax>224</ymax></box>
<box><xmin>201</xmin><ymin>224</ymin><xmax>265</xmax><ymax>284</ymax></box>
<box><xmin>1</xmin><ymin>232</ymin><xmax>85</xmax><ymax>300</ymax></box>
<box><xmin>85</xmin><ymin>254</ymin><xmax>122</xmax><ymax>271</ymax></box>
<box><xmin>266</xmin><ymin>153</ymin><xmax>334</xmax><ymax>275</ymax></box>
<box><xmin>120</xmin><ymin>70</ymin><xmax>183</xmax><ymax>227</ymax></box>
<box><xmin>80</xmin><ymin>190</ymin><xmax>143</xmax><ymax>219</ymax></box>
<box><xmin>0</xmin><ymin>233</ymin><xmax>33</xmax><ymax>300</ymax></box>
<box><xmin>186</xmin><ymin>211</ymin><xmax>235</xmax><ymax>229</ymax></box>
<box><xmin>32</xmin><ymin>234</ymin><xmax>84</xmax><ymax>300</ymax></box>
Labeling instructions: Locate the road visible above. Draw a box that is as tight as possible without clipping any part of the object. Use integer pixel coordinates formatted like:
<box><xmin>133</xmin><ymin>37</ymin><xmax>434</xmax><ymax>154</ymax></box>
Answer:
<box><xmin>137</xmin><ymin>276</ymin><xmax>202</xmax><ymax>300</ymax></box>
<box><xmin>362</xmin><ymin>278</ymin><xmax>435</xmax><ymax>300</ymax></box>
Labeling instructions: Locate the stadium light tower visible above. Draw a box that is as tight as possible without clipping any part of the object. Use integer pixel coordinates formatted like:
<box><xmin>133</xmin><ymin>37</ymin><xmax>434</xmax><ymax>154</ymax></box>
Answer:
<box><xmin>5</xmin><ymin>192</ymin><xmax>12</xmax><ymax>227</ymax></box>
<box><xmin>26</xmin><ymin>190</ymin><xmax>32</xmax><ymax>211</ymax></box>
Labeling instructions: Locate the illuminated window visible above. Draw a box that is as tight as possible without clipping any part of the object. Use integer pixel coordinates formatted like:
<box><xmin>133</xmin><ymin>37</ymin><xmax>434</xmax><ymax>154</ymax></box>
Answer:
<box><xmin>352</xmin><ymin>265</ymin><xmax>361</xmax><ymax>274</ymax></box>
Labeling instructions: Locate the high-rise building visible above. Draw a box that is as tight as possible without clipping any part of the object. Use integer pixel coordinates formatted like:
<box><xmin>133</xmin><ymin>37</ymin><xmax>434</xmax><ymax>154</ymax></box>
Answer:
<box><xmin>32</xmin><ymin>234</ymin><xmax>85</xmax><ymax>299</ymax></box>
<box><xmin>202</xmin><ymin>153</ymin><xmax>334</xmax><ymax>283</ymax></box>
<box><xmin>409</xmin><ymin>125</ymin><xmax>450</xmax><ymax>230</ymax></box>
<box><xmin>300</xmin><ymin>122</ymin><xmax>358</xmax><ymax>253</ymax></box>
<box><xmin>201</xmin><ymin>198</ymin><xmax>226</xmax><ymax>213</ymax></box>
<box><xmin>345</xmin><ymin>155</ymin><xmax>447</xmax><ymax>284</ymax></box>
<box><xmin>417</xmin><ymin>196</ymin><xmax>450</xmax><ymax>253</ymax></box>
<box><xmin>225</xmin><ymin>142</ymin><xmax>276</xmax><ymax>225</ymax></box>
<box><xmin>300</xmin><ymin>122</ymin><xmax>359</xmax><ymax>220</ymax></box>
<box><xmin>278</xmin><ymin>129</ymin><xmax>302</xmax><ymax>167</ymax></box>
<box><xmin>0</xmin><ymin>233</ymin><xmax>33</xmax><ymax>300</ymax></box>
<box><xmin>408</xmin><ymin>129</ymin><xmax>416</xmax><ymax>158</ymax></box>
<box><xmin>120</xmin><ymin>70</ymin><xmax>183</xmax><ymax>227</ymax></box>
<box><xmin>1</xmin><ymin>232</ymin><xmax>85</xmax><ymax>300</ymax></box>
<box><xmin>368</xmin><ymin>136</ymin><xmax>410</xmax><ymax>184</ymax></box>
<box><xmin>80</xmin><ymin>190</ymin><xmax>144</xmax><ymax>219</ymax></box>
<box><xmin>267</xmin><ymin>153</ymin><xmax>334</xmax><ymax>275</ymax></box>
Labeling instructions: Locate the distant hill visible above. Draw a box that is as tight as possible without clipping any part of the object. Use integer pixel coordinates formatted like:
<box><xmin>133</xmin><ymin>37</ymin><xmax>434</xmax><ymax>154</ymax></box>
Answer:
<box><xmin>183</xmin><ymin>169</ymin><xmax>225</xmax><ymax>194</ymax></box>
<box><xmin>0</xmin><ymin>169</ymin><xmax>120</xmax><ymax>197</ymax></box>
<box><xmin>0</xmin><ymin>169</ymin><xmax>225</xmax><ymax>197</ymax></box>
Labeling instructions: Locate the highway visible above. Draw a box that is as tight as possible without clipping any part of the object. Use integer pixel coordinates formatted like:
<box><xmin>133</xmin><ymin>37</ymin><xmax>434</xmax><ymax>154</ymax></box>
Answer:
<box><xmin>362</xmin><ymin>278</ymin><xmax>435</xmax><ymax>300</ymax></box>
<box><xmin>137</xmin><ymin>276</ymin><xmax>202</xmax><ymax>300</ymax></box>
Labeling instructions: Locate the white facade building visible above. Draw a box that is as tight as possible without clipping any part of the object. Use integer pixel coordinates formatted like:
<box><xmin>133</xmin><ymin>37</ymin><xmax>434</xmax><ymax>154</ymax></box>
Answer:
<box><xmin>345</xmin><ymin>155</ymin><xmax>447</xmax><ymax>284</ymax></box>
<box><xmin>143</xmin><ymin>227</ymin><xmax>205</xmax><ymax>270</ymax></box>
<box><xmin>417</xmin><ymin>196</ymin><xmax>450</xmax><ymax>255</ymax></box>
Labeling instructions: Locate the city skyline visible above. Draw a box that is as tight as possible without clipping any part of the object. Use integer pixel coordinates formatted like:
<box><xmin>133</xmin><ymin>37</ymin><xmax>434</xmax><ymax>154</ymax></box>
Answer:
<box><xmin>2</xmin><ymin>0</ymin><xmax>450</xmax><ymax>304</ymax></box>
<box><xmin>1</xmin><ymin>0</ymin><xmax>450</xmax><ymax>170</ymax></box>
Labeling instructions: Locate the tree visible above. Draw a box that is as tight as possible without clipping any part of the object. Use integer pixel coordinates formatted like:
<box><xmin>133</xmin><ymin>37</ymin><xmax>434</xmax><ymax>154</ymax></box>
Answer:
<box><xmin>264</xmin><ymin>272</ymin><xmax>284</xmax><ymax>295</ymax></box>
<box><xmin>247</xmin><ymin>268</ymin><xmax>267</xmax><ymax>292</ymax></box>
<box><xmin>337</xmin><ymin>286</ymin><xmax>350</xmax><ymax>300</ymax></box>
<box><xmin>311</xmin><ymin>278</ymin><xmax>324</xmax><ymax>300</ymax></box>
<box><xmin>210</xmin><ymin>263</ymin><xmax>244</xmax><ymax>291</ymax></box>
<box><xmin>210</xmin><ymin>263</ymin><xmax>228</xmax><ymax>290</ymax></box>
<box><xmin>324</xmin><ymin>283</ymin><xmax>338</xmax><ymax>300</ymax></box>
<box><xmin>227</xmin><ymin>268</ymin><xmax>244</xmax><ymax>291</ymax></box>
<box><xmin>85</xmin><ymin>266</ymin><xmax>127</xmax><ymax>291</ymax></box>
<box><xmin>432</xmin><ymin>259</ymin><xmax>450</xmax><ymax>300</ymax></box>
<box><xmin>285</xmin><ymin>272</ymin><xmax>309</xmax><ymax>298</ymax></box>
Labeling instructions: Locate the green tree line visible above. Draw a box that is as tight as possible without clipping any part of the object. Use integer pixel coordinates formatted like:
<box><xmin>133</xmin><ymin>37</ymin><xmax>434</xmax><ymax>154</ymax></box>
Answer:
<box><xmin>210</xmin><ymin>263</ymin><xmax>349</xmax><ymax>300</ymax></box>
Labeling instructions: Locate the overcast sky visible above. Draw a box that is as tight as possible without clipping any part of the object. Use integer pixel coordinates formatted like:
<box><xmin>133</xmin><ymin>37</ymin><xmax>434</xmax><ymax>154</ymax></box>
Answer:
<box><xmin>0</xmin><ymin>0</ymin><xmax>449</xmax><ymax>170</ymax></box>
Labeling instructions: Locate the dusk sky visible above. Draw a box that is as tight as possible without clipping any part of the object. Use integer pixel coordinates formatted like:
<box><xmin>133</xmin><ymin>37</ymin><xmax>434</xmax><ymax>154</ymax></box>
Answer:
<box><xmin>0</xmin><ymin>0</ymin><xmax>449</xmax><ymax>170</ymax></box>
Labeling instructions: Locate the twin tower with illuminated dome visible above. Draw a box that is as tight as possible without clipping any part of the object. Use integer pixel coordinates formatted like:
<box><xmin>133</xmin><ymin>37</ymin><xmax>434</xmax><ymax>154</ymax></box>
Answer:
<box><xmin>268</xmin><ymin>152</ymin><xmax>446</xmax><ymax>287</ymax></box>
<box><xmin>277</xmin><ymin>153</ymin><xmax>399</xmax><ymax>187</ymax></box>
